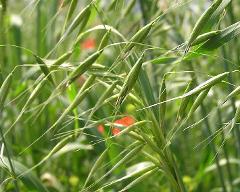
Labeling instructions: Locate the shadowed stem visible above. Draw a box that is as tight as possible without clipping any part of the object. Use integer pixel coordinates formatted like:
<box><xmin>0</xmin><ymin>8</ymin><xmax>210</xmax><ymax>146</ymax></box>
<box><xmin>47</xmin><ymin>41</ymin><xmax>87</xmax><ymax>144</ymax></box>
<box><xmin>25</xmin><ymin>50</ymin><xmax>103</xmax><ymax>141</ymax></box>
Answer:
<box><xmin>188</xmin><ymin>63</ymin><xmax>227</xmax><ymax>192</ymax></box>
<box><xmin>0</xmin><ymin>0</ymin><xmax>7</xmax><ymax>85</ymax></box>
<box><xmin>217</xmin><ymin>108</ymin><xmax>233</xmax><ymax>189</ymax></box>
<box><xmin>221</xmin><ymin>46</ymin><xmax>240</xmax><ymax>158</ymax></box>
<box><xmin>0</xmin><ymin>112</ymin><xmax>19</xmax><ymax>191</ymax></box>
<box><xmin>200</xmin><ymin>105</ymin><xmax>227</xmax><ymax>192</ymax></box>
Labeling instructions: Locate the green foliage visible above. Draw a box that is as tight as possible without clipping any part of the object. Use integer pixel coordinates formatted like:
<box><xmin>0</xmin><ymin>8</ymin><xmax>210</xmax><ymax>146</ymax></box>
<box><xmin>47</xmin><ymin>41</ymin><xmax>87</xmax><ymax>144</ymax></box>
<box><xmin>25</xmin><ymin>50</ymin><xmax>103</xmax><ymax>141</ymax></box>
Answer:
<box><xmin>0</xmin><ymin>0</ymin><xmax>240</xmax><ymax>191</ymax></box>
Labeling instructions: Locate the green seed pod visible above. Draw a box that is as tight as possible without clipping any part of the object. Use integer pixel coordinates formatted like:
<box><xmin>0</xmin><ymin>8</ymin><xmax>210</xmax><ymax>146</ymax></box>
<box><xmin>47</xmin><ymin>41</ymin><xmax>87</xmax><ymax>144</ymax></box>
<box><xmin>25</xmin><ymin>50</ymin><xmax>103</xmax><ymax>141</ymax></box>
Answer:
<box><xmin>124</xmin><ymin>21</ymin><xmax>154</xmax><ymax>53</ymax></box>
<box><xmin>34</xmin><ymin>55</ymin><xmax>54</xmax><ymax>84</ymax></box>
<box><xmin>62</xmin><ymin>0</ymin><xmax>78</xmax><ymax>32</ymax></box>
<box><xmin>98</xmin><ymin>29</ymin><xmax>111</xmax><ymax>51</ymax></box>
<box><xmin>116</xmin><ymin>121</ymin><xmax>147</xmax><ymax>137</ymax></box>
<box><xmin>191</xmin><ymin>30</ymin><xmax>220</xmax><ymax>46</ymax></box>
<box><xmin>117</xmin><ymin>53</ymin><xmax>144</xmax><ymax>105</ymax></box>
<box><xmin>0</xmin><ymin>73</ymin><xmax>12</xmax><ymax>110</ymax></box>
<box><xmin>184</xmin><ymin>72</ymin><xmax>229</xmax><ymax>97</ymax></box>
<box><xmin>22</xmin><ymin>77</ymin><xmax>48</xmax><ymax>108</ymax></box>
<box><xmin>49</xmin><ymin>50</ymin><xmax>73</xmax><ymax>70</ymax></box>
<box><xmin>67</xmin><ymin>50</ymin><xmax>102</xmax><ymax>84</ymax></box>
<box><xmin>122</xmin><ymin>0</ymin><xmax>136</xmax><ymax>18</ymax></box>
<box><xmin>159</xmin><ymin>76</ymin><xmax>167</xmax><ymax>129</ymax></box>
<box><xmin>77</xmin><ymin>9</ymin><xmax>91</xmax><ymax>35</ymax></box>
<box><xmin>224</xmin><ymin>85</ymin><xmax>240</xmax><ymax>103</ymax></box>
<box><xmin>177</xmin><ymin>80</ymin><xmax>194</xmax><ymax>121</ymax></box>
<box><xmin>61</xmin><ymin>4</ymin><xmax>92</xmax><ymax>41</ymax></box>
<box><xmin>54</xmin><ymin>75</ymin><xmax>96</xmax><ymax>129</ymax></box>
<box><xmin>187</xmin><ymin>0</ymin><xmax>223</xmax><ymax>48</ymax></box>
<box><xmin>139</xmin><ymin>132</ymin><xmax>161</xmax><ymax>154</ymax></box>
<box><xmin>187</xmin><ymin>88</ymin><xmax>210</xmax><ymax>119</ymax></box>
<box><xmin>127</xmin><ymin>131</ymin><xmax>144</xmax><ymax>142</ymax></box>
<box><xmin>125</xmin><ymin>103</ymin><xmax>136</xmax><ymax>114</ymax></box>
<box><xmin>88</xmin><ymin>81</ymin><xmax>118</xmax><ymax>119</ymax></box>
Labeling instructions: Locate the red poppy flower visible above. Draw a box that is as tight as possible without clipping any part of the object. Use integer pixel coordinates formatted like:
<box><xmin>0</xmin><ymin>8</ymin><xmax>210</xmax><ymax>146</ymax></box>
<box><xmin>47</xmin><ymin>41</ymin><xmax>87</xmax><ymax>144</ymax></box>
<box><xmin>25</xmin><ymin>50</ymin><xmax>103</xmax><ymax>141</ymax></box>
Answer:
<box><xmin>97</xmin><ymin>116</ymin><xmax>135</xmax><ymax>136</ymax></box>
<box><xmin>114</xmin><ymin>116</ymin><xmax>135</xmax><ymax>127</ymax></box>
<box><xmin>97</xmin><ymin>124</ymin><xmax>105</xmax><ymax>134</ymax></box>
<box><xmin>112</xmin><ymin>127</ymin><xmax>121</xmax><ymax>136</ymax></box>
<box><xmin>81</xmin><ymin>38</ymin><xmax>96</xmax><ymax>49</ymax></box>
<box><xmin>112</xmin><ymin>116</ymin><xmax>135</xmax><ymax>135</ymax></box>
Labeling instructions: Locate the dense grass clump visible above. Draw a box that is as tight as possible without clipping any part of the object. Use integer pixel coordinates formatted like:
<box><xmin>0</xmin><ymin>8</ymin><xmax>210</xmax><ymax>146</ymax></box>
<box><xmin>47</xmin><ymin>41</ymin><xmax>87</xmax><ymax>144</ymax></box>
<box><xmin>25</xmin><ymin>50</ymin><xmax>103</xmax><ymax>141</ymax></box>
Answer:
<box><xmin>1</xmin><ymin>0</ymin><xmax>240</xmax><ymax>191</ymax></box>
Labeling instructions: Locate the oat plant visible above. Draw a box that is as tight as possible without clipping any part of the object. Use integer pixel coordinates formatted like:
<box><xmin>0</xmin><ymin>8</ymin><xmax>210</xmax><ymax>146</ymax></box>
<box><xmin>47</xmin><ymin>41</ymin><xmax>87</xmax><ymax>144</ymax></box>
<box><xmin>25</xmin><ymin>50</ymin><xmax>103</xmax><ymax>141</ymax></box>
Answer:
<box><xmin>0</xmin><ymin>0</ymin><xmax>240</xmax><ymax>191</ymax></box>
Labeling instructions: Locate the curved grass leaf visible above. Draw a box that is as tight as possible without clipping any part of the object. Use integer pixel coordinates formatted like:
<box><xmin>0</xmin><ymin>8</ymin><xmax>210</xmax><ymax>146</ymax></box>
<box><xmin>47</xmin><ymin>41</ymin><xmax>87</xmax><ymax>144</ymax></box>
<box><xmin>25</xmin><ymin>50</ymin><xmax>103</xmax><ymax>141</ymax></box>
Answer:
<box><xmin>0</xmin><ymin>157</ymin><xmax>48</xmax><ymax>192</ymax></box>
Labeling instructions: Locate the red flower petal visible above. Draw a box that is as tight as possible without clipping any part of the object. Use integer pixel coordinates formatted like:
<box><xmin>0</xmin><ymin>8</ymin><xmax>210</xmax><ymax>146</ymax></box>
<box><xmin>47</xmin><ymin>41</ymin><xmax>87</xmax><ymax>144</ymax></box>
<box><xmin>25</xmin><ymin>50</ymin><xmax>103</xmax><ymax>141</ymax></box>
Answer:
<box><xmin>112</xmin><ymin>128</ymin><xmax>121</xmax><ymax>136</ymax></box>
<box><xmin>97</xmin><ymin>124</ymin><xmax>105</xmax><ymax>134</ymax></box>
<box><xmin>114</xmin><ymin>116</ymin><xmax>135</xmax><ymax>126</ymax></box>
<box><xmin>81</xmin><ymin>38</ymin><xmax>96</xmax><ymax>49</ymax></box>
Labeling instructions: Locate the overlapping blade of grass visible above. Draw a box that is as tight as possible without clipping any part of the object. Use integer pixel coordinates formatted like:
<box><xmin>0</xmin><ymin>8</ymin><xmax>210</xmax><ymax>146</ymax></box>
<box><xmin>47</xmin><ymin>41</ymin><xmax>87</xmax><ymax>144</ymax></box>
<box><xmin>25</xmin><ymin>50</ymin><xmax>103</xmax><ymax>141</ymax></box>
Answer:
<box><xmin>159</xmin><ymin>75</ymin><xmax>167</xmax><ymax>131</ymax></box>
<box><xmin>176</xmin><ymin>80</ymin><xmax>194</xmax><ymax>122</ymax></box>
<box><xmin>82</xmin><ymin>148</ymin><xmax>108</xmax><ymax>189</ymax></box>
<box><xmin>203</xmin><ymin>0</ymin><xmax>232</xmax><ymax>31</ymax></box>
<box><xmin>185</xmin><ymin>21</ymin><xmax>240</xmax><ymax>60</ymax></box>
<box><xmin>6</xmin><ymin>77</ymin><xmax>48</xmax><ymax>134</ymax></box>
<box><xmin>47</xmin><ymin>2</ymin><xmax>92</xmax><ymax>56</ymax></box>
<box><xmin>66</xmin><ymin>50</ymin><xmax>102</xmax><ymax>85</ymax></box>
<box><xmin>224</xmin><ymin>85</ymin><xmax>240</xmax><ymax>103</ymax></box>
<box><xmin>18</xmin><ymin>135</ymin><xmax>74</xmax><ymax>177</ymax></box>
<box><xmin>0</xmin><ymin>72</ymin><xmax>12</xmax><ymax>110</ymax></box>
<box><xmin>183</xmin><ymin>72</ymin><xmax>229</xmax><ymax>97</ymax></box>
<box><xmin>191</xmin><ymin>30</ymin><xmax>221</xmax><ymax>46</ymax></box>
<box><xmin>0</xmin><ymin>72</ymin><xmax>19</xmax><ymax>190</ymax></box>
<box><xmin>230</xmin><ymin>106</ymin><xmax>240</xmax><ymax>133</ymax></box>
<box><xmin>85</xmin><ymin>81</ymin><xmax>117</xmax><ymax>124</ymax></box>
<box><xmin>120</xmin><ymin>0</ymin><xmax>136</xmax><ymax>22</ymax></box>
<box><xmin>34</xmin><ymin>54</ymin><xmax>55</xmax><ymax>85</ymax></box>
<box><xmin>116</xmin><ymin>53</ymin><xmax>144</xmax><ymax>105</ymax></box>
<box><xmin>119</xmin><ymin>167</ymin><xmax>159</xmax><ymax>192</ymax></box>
<box><xmin>74</xmin><ymin>24</ymin><xmax>126</xmax><ymax>48</ymax></box>
<box><xmin>140</xmin><ymin>72</ymin><xmax>230</xmax><ymax>111</ymax></box>
<box><xmin>49</xmin><ymin>50</ymin><xmax>73</xmax><ymax>70</ymax></box>
<box><xmin>7</xmin><ymin>50</ymin><xmax>73</xmax><ymax>134</ymax></box>
<box><xmin>99</xmin><ymin>163</ymin><xmax>157</xmax><ymax>190</ymax></box>
<box><xmin>199</xmin><ymin>21</ymin><xmax>240</xmax><ymax>51</ymax></box>
<box><xmin>20</xmin><ymin>75</ymin><xmax>96</xmax><ymax>153</ymax></box>
<box><xmin>31</xmin><ymin>49</ymin><xmax>104</xmax><ymax>120</ymax></box>
<box><xmin>60</xmin><ymin>3</ymin><xmax>92</xmax><ymax>42</ymax></box>
<box><xmin>186</xmin><ymin>0</ymin><xmax>223</xmax><ymax>50</ymax></box>
<box><xmin>62</xmin><ymin>0</ymin><xmax>78</xmax><ymax>34</ymax></box>
<box><xmin>186</xmin><ymin>88</ymin><xmax>210</xmax><ymax>120</ymax></box>
<box><xmin>82</xmin><ymin>143</ymin><xmax>144</xmax><ymax>191</ymax></box>
<box><xmin>0</xmin><ymin>157</ymin><xmax>48</xmax><ymax>192</ymax></box>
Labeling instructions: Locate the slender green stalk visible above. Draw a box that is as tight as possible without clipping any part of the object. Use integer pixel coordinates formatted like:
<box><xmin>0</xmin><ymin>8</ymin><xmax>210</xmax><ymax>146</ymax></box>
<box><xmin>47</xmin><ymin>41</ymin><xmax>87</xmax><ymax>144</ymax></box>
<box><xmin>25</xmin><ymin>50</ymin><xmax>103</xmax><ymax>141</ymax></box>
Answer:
<box><xmin>0</xmin><ymin>125</ymin><xmax>19</xmax><ymax>191</ymax></box>
<box><xmin>200</xmin><ymin>105</ymin><xmax>227</xmax><ymax>192</ymax></box>
<box><xmin>221</xmin><ymin>46</ymin><xmax>240</xmax><ymax>156</ymax></box>
<box><xmin>189</xmin><ymin>63</ymin><xmax>227</xmax><ymax>192</ymax></box>
<box><xmin>0</xmin><ymin>0</ymin><xmax>7</xmax><ymax>85</ymax></box>
<box><xmin>217</xmin><ymin>108</ymin><xmax>233</xmax><ymax>190</ymax></box>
